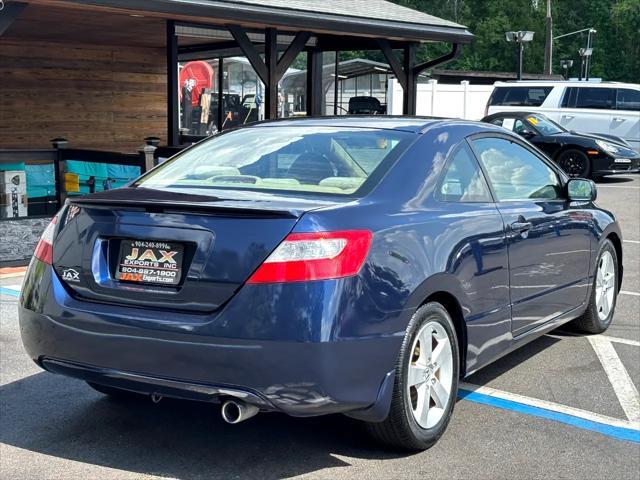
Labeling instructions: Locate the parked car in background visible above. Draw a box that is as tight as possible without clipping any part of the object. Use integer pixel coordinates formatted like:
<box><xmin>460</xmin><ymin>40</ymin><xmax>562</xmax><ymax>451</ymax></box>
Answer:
<box><xmin>482</xmin><ymin>112</ymin><xmax>640</xmax><ymax>178</ymax></box>
<box><xmin>19</xmin><ymin>117</ymin><xmax>623</xmax><ymax>451</ymax></box>
<box><xmin>486</xmin><ymin>81</ymin><xmax>640</xmax><ymax>152</ymax></box>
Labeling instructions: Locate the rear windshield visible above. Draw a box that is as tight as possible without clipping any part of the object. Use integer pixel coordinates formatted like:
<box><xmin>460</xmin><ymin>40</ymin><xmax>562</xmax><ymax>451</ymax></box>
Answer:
<box><xmin>135</xmin><ymin>126</ymin><xmax>413</xmax><ymax>196</ymax></box>
<box><xmin>489</xmin><ymin>86</ymin><xmax>553</xmax><ymax>107</ymax></box>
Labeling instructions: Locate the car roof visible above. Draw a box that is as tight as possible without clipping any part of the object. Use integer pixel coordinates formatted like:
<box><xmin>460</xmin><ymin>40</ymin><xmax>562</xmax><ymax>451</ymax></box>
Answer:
<box><xmin>484</xmin><ymin>111</ymin><xmax>546</xmax><ymax>118</ymax></box>
<box><xmin>248</xmin><ymin>116</ymin><xmax>446</xmax><ymax>133</ymax></box>
<box><xmin>493</xmin><ymin>81</ymin><xmax>639</xmax><ymax>89</ymax></box>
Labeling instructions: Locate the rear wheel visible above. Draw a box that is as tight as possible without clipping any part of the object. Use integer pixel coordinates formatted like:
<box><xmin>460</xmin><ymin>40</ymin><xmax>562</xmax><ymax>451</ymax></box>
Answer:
<box><xmin>366</xmin><ymin>302</ymin><xmax>459</xmax><ymax>450</ymax></box>
<box><xmin>557</xmin><ymin>149</ymin><xmax>591</xmax><ymax>178</ymax></box>
<box><xmin>571</xmin><ymin>239</ymin><xmax>618</xmax><ymax>334</ymax></box>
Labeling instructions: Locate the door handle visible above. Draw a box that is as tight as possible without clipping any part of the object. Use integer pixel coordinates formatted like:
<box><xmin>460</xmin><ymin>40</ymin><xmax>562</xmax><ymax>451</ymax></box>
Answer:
<box><xmin>562</xmin><ymin>115</ymin><xmax>574</xmax><ymax>120</ymax></box>
<box><xmin>613</xmin><ymin>117</ymin><xmax>626</xmax><ymax>122</ymax></box>
<box><xmin>510</xmin><ymin>221</ymin><xmax>532</xmax><ymax>232</ymax></box>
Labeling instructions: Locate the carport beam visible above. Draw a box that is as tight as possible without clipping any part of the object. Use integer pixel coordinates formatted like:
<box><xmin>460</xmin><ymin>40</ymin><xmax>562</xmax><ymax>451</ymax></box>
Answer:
<box><xmin>306</xmin><ymin>50</ymin><xmax>323</xmax><ymax>115</ymax></box>
<box><xmin>265</xmin><ymin>28</ymin><xmax>278</xmax><ymax>119</ymax></box>
<box><xmin>166</xmin><ymin>20</ymin><xmax>180</xmax><ymax>146</ymax></box>
<box><xmin>403</xmin><ymin>43</ymin><xmax>417</xmax><ymax>115</ymax></box>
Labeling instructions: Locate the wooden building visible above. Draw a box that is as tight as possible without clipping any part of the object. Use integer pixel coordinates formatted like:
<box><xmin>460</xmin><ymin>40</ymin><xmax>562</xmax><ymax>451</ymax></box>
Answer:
<box><xmin>1</xmin><ymin>0</ymin><xmax>473</xmax><ymax>152</ymax></box>
<box><xmin>0</xmin><ymin>0</ymin><xmax>472</xmax><ymax>264</ymax></box>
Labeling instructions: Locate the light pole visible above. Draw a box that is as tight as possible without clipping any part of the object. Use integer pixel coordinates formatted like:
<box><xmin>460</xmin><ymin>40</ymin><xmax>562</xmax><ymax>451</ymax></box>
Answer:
<box><xmin>543</xmin><ymin>0</ymin><xmax>553</xmax><ymax>75</ymax></box>
<box><xmin>554</xmin><ymin>27</ymin><xmax>596</xmax><ymax>81</ymax></box>
<box><xmin>578</xmin><ymin>48</ymin><xmax>593</xmax><ymax>81</ymax></box>
<box><xmin>585</xmin><ymin>28</ymin><xmax>596</xmax><ymax>80</ymax></box>
<box><xmin>506</xmin><ymin>31</ymin><xmax>535</xmax><ymax>80</ymax></box>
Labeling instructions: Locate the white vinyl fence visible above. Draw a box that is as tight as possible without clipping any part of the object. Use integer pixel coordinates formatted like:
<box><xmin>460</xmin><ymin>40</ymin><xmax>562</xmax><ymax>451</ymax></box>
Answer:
<box><xmin>387</xmin><ymin>79</ymin><xmax>494</xmax><ymax>120</ymax></box>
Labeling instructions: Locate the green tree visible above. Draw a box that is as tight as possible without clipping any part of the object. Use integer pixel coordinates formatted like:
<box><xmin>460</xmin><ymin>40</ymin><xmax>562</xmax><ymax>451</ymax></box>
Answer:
<box><xmin>388</xmin><ymin>0</ymin><xmax>639</xmax><ymax>82</ymax></box>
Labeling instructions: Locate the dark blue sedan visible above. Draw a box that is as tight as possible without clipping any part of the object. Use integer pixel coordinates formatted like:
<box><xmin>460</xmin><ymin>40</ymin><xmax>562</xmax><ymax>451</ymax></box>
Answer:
<box><xmin>19</xmin><ymin>117</ymin><xmax>623</xmax><ymax>450</ymax></box>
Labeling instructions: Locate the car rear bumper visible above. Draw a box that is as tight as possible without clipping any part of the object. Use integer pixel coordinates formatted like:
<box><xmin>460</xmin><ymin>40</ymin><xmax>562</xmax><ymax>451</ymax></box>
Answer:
<box><xmin>18</xmin><ymin>261</ymin><xmax>404</xmax><ymax>419</ymax></box>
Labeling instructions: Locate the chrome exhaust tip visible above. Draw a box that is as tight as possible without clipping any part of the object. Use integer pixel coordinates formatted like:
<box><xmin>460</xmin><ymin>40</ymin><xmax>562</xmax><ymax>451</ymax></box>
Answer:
<box><xmin>221</xmin><ymin>399</ymin><xmax>259</xmax><ymax>424</ymax></box>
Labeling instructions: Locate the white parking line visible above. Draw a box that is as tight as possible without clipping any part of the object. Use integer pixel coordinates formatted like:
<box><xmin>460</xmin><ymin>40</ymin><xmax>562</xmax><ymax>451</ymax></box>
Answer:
<box><xmin>597</xmin><ymin>336</ymin><xmax>640</xmax><ymax>347</ymax></box>
<box><xmin>597</xmin><ymin>185</ymin><xmax>640</xmax><ymax>189</ymax></box>
<box><xmin>620</xmin><ymin>291</ymin><xmax>640</xmax><ymax>297</ymax></box>
<box><xmin>588</xmin><ymin>336</ymin><xmax>640</xmax><ymax>423</ymax></box>
<box><xmin>460</xmin><ymin>382</ymin><xmax>640</xmax><ymax>431</ymax></box>
<box><xmin>623</xmin><ymin>240</ymin><xmax>640</xmax><ymax>244</ymax></box>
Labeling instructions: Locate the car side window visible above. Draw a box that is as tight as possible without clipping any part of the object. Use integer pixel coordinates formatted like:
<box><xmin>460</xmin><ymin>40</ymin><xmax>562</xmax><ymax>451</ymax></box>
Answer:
<box><xmin>437</xmin><ymin>144</ymin><xmax>492</xmax><ymax>203</ymax></box>
<box><xmin>512</xmin><ymin>119</ymin><xmax>528</xmax><ymax>134</ymax></box>
<box><xmin>561</xmin><ymin>86</ymin><xmax>580</xmax><ymax>108</ymax></box>
<box><xmin>471</xmin><ymin>137</ymin><xmax>562</xmax><ymax>202</ymax></box>
<box><xmin>489</xmin><ymin>87</ymin><xmax>552</xmax><ymax>107</ymax></box>
<box><xmin>575</xmin><ymin>87</ymin><xmax>615</xmax><ymax>109</ymax></box>
<box><xmin>616</xmin><ymin>89</ymin><xmax>640</xmax><ymax>111</ymax></box>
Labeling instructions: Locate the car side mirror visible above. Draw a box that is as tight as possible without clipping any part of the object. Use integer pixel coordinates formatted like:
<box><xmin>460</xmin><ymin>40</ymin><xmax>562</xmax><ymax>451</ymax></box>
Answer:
<box><xmin>568</xmin><ymin>178</ymin><xmax>597</xmax><ymax>202</ymax></box>
<box><xmin>518</xmin><ymin>130</ymin><xmax>536</xmax><ymax>139</ymax></box>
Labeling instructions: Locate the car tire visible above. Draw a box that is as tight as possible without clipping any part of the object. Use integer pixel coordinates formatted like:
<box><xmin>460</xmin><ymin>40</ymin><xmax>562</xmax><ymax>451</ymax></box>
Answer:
<box><xmin>557</xmin><ymin>149</ymin><xmax>591</xmax><ymax>178</ymax></box>
<box><xmin>365</xmin><ymin>302</ymin><xmax>459</xmax><ymax>450</ymax></box>
<box><xmin>571</xmin><ymin>239</ymin><xmax>618</xmax><ymax>334</ymax></box>
<box><xmin>87</xmin><ymin>381</ymin><xmax>145</xmax><ymax>400</ymax></box>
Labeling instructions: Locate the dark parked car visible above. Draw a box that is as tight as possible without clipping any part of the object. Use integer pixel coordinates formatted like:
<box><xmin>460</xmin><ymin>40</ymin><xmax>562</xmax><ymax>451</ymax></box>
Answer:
<box><xmin>482</xmin><ymin>111</ymin><xmax>640</xmax><ymax>178</ymax></box>
<box><xmin>19</xmin><ymin>117</ymin><xmax>623</xmax><ymax>450</ymax></box>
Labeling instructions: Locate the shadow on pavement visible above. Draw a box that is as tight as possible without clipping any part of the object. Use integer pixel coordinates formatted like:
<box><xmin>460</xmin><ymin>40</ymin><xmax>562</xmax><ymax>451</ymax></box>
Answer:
<box><xmin>595</xmin><ymin>175</ymin><xmax>637</xmax><ymax>184</ymax></box>
<box><xmin>0</xmin><ymin>370</ymin><xmax>409</xmax><ymax>479</ymax></box>
<box><xmin>465</xmin><ymin>333</ymin><xmax>561</xmax><ymax>385</ymax></box>
<box><xmin>0</xmin><ymin>333</ymin><xmax>566</xmax><ymax>479</ymax></box>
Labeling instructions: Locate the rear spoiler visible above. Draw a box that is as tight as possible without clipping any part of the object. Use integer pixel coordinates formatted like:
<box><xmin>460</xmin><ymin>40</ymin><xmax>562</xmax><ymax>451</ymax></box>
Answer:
<box><xmin>69</xmin><ymin>197</ymin><xmax>302</xmax><ymax>219</ymax></box>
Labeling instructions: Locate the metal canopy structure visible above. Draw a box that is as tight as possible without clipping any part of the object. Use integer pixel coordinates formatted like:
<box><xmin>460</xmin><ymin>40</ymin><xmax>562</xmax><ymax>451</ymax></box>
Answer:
<box><xmin>61</xmin><ymin>0</ymin><xmax>473</xmax><ymax>43</ymax></box>
<box><xmin>30</xmin><ymin>0</ymin><xmax>474</xmax><ymax>146</ymax></box>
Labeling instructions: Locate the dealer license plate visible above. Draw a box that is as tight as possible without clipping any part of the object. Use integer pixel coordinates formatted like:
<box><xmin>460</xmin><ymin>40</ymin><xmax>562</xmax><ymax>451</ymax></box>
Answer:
<box><xmin>117</xmin><ymin>240</ymin><xmax>184</xmax><ymax>286</ymax></box>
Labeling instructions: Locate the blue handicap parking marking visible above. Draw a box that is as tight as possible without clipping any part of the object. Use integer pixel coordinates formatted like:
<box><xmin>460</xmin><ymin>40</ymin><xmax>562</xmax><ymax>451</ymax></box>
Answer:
<box><xmin>458</xmin><ymin>387</ymin><xmax>640</xmax><ymax>444</ymax></box>
<box><xmin>0</xmin><ymin>286</ymin><xmax>21</xmax><ymax>297</ymax></box>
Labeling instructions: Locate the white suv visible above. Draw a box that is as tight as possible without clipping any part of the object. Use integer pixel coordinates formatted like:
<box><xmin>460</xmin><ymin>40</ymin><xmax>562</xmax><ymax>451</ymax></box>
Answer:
<box><xmin>486</xmin><ymin>81</ymin><xmax>640</xmax><ymax>152</ymax></box>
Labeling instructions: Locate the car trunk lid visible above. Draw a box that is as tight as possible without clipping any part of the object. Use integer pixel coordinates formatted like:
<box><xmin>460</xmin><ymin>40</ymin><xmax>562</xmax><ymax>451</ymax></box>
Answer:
<box><xmin>52</xmin><ymin>187</ymin><xmax>335</xmax><ymax>312</ymax></box>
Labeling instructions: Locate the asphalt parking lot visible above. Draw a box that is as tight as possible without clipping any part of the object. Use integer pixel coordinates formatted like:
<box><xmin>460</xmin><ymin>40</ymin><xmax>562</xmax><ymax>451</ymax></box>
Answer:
<box><xmin>1</xmin><ymin>175</ymin><xmax>639</xmax><ymax>480</ymax></box>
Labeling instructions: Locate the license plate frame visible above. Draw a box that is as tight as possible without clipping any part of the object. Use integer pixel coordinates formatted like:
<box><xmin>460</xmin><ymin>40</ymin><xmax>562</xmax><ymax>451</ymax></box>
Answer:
<box><xmin>116</xmin><ymin>239</ymin><xmax>184</xmax><ymax>286</ymax></box>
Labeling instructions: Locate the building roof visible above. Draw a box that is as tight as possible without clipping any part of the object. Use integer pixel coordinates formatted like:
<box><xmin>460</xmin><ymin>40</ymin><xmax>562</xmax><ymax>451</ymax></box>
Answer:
<box><xmin>228</xmin><ymin>0</ymin><xmax>464</xmax><ymax>29</ymax></box>
<box><xmin>66</xmin><ymin>0</ymin><xmax>473</xmax><ymax>43</ymax></box>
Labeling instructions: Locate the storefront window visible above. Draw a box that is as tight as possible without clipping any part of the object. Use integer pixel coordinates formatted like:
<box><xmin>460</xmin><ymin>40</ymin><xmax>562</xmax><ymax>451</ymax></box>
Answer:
<box><xmin>178</xmin><ymin>57</ymin><xmax>266</xmax><ymax>136</ymax></box>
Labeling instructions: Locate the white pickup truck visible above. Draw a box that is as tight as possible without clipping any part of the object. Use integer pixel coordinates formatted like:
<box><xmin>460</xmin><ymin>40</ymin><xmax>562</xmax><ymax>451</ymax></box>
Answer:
<box><xmin>485</xmin><ymin>81</ymin><xmax>640</xmax><ymax>152</ymax></box>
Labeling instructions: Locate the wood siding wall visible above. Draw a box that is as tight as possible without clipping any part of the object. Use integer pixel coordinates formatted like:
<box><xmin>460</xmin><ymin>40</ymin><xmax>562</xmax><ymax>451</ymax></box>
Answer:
<box><xmin>0</xmin><ymin>38</ymin><xmax>167</xmax><ymax>153</ymax></box>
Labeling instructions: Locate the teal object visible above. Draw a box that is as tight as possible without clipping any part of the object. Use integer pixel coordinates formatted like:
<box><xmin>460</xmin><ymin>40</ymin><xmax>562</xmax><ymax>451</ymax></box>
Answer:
<box><xmin>66</xmin><ymin>160</ymin><xmax>140</xmax><ymax>195</ymax></box>
<box><xmin>25</xmin><ymin>164</ymin><xmax>56</xmax><ymax>199</ymax></box>
<box><xmin>0</xmin><ymin>162</ymin><xmax>25</xmax><ymax>171</ymax></box>
<box><xmin>66</xmin><ymin>160</ymin><xmax>109</xmax><ymax>195</ymax></box>
<box><xmin>107</xmin><ymin>164</ymin><xmax>141</xmax><ymax>189</ymax></box>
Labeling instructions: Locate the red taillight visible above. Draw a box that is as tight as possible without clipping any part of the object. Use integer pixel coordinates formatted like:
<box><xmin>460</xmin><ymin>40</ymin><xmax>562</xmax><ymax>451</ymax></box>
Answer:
<box><xmin>33</xmin><ymin>215</ymin><xmax>58</xmax><ymax>265</ymax></box>
<box><xmin>247</xmin><ymin>230</ymin><xmax>373</xmax><ymax>284</ymax></box>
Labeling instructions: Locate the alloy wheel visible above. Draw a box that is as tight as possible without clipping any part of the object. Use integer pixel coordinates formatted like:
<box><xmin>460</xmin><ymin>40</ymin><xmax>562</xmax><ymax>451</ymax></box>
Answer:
<box><xmin>595</xmin><ymin>250</ymin><xmax>616</xmax><ymax>320</ymax></box>
<box><xmin>406</xmin><ymin>321</ymin><xmax>454</xmax><ymax>429</ymax></box>
<box><xmin>560</xmin><ymin>153</ymin><xmax>588</xmax><ymax>177</ymax></box>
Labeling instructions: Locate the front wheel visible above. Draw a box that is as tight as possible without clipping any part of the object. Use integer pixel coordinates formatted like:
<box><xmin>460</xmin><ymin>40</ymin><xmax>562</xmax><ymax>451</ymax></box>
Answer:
<box><xmin>557</xmin><ymin>149</ymin><xmax>591</xmax><ymax>178</ymax></box>
<box><xmin>366</xmin><ymin>302</ymin><xmax>459</xmax><ymax>450</ymax></box>
<box><xmin>571</xmin><ymin>239</ymin><xmax>619</xmax><ymax>334</ymax></box>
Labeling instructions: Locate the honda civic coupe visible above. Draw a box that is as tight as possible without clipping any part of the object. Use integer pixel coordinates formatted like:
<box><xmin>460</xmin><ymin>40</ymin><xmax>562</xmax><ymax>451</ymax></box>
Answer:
<box><xmin>19</xmin><ymin>117</ymin><xmax>623</xmax><ymax>450</ymax></box>
<box><xmin>482</xmin><ymin>111</ymin><xmax>640</xmax><ymax>179</ymax></box>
